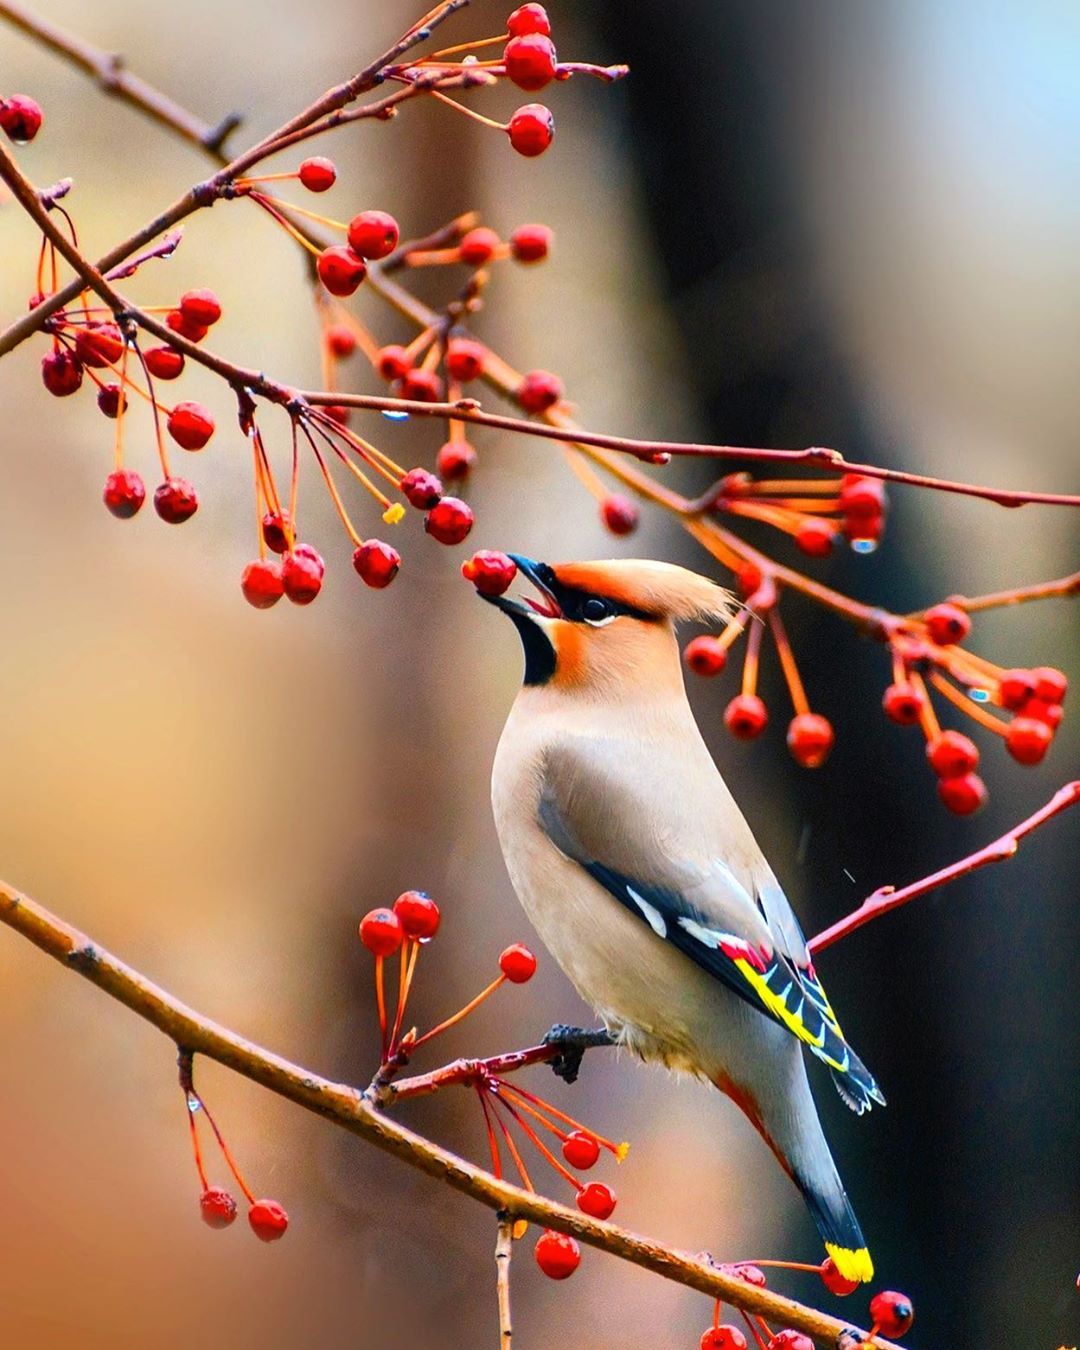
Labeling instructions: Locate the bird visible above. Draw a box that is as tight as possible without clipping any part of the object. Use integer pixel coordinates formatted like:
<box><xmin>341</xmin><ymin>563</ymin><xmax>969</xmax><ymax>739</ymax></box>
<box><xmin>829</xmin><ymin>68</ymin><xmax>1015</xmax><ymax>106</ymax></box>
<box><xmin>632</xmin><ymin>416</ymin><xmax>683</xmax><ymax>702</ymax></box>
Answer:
<box><xmin>480</xmin><ymin>554</ymin><xmax>883</xmax><ymax>1283</ymax></box>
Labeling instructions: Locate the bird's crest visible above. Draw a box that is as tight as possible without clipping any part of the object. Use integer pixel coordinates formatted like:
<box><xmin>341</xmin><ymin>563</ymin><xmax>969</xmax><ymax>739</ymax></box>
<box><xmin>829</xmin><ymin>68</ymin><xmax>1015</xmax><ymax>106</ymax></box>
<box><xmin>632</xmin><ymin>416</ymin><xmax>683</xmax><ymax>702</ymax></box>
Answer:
<box><xmin>550</xmin><ymin>559</ymin><xmax>735</xmax><ymax>625</ymax></box>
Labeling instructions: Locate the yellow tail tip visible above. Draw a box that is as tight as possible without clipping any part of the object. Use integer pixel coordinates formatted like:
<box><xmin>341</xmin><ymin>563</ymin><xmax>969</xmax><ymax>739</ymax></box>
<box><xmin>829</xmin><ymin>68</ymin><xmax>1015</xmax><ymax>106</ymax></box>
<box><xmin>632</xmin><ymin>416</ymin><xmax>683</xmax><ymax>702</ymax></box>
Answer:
<box><xmin>825</xmin><ymin>1242</ymin><xmax>874</xmax><ymax>1284</ymax></box>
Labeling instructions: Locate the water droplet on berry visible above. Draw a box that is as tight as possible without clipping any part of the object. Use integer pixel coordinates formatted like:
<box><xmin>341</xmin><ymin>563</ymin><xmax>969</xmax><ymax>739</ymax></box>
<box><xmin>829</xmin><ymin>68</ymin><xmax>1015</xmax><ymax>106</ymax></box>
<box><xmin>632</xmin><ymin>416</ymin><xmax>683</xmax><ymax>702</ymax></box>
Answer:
<box><xmin>382</xmin><ymin>409</ymin><xmax>410</xmax><ymax>421</ymax></box>
<box><xmin>851</xmin><ymin>538</ymin><xmax>877</xmax><ymax>554</ymax></box>
<box><xmin>187</xmin><ymin>1094</ymin><xmax>201</xmax><ymax>1114</ymax></box>
<box><xmin>970</xmin><ymin>687</ymin><xmax>990</xmax><ymax>703</ymax></box>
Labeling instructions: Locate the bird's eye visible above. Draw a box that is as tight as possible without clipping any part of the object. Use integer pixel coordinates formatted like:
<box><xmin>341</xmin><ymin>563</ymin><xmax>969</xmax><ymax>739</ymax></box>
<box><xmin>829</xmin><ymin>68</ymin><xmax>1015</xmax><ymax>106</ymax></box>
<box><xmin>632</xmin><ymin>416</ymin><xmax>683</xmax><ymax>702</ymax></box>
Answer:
<box><xmin>582</xmin><ymin>596</ymin><xmax>615</xmax><ymax>626</ymax></box>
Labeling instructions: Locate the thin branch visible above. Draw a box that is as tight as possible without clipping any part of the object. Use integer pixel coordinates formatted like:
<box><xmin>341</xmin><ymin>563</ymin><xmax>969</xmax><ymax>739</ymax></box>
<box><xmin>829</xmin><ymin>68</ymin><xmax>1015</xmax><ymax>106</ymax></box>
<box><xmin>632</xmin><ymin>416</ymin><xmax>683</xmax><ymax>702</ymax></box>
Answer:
<box><xmin>809</xmin><ymin>782</ymin><xmax>1079</xmax><ymax>954</ymax></box>
<box><xmin>940</xmin><ymin>571</ymin><xmax>1080</xmax><ymax>614</ymax></box>
<box><xmin>495</xmin><ymin>1216</ymin><xmax>514</xmax><ymax>1350</ymax></box>
<box><xmin>0</xmin><ymin>878</ymin><xmax>900</xmax><ymax>1350</ymax></box>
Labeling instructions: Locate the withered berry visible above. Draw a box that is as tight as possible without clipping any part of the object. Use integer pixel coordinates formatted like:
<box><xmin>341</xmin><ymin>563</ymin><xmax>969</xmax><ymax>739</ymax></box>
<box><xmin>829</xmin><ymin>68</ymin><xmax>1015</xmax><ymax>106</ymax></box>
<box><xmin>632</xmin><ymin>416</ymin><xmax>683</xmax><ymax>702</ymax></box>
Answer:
<box><xmin>153</xmin><ymin>477</ymin><xmax>199</xmax><ymax>524</ymax></box>
<box><xmin>41</xmin><ymin>348</ymin><xmax>83</xmax><ymax>397</ymax></box>
<box><xmin>400</xmin><ymin>467</ymin><xmax>443</xmax><ymax>509</ymax></box>
<box><xmin>96</xmin><ymin>382</ymin><xmax>127</xmax><ymax>418</ymax></box>
<box><xmin>200</xmin><ymin>1186</ymin><xmax>238</xmax><ymax>1229</ymax></box>
<box><xmin>167</xmin><ymin>401</ymin><xmax>215</xmax><ymax>450</ymax></box>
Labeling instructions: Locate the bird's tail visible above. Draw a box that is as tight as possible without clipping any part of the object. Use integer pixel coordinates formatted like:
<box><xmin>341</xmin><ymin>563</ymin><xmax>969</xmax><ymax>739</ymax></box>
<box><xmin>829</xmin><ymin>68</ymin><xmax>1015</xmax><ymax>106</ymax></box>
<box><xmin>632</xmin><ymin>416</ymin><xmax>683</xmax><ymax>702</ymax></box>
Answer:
<box><xmin>796</xmin><ymin>1169</ymin><xmax>874</xmax><ymax>1284</ymax></box>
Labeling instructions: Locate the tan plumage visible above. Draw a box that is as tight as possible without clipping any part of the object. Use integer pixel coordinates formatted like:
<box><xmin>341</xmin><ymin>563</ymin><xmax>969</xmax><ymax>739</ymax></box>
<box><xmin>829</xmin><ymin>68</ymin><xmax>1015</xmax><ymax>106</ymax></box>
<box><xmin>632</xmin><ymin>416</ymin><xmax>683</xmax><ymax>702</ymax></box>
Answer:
<box><xmin>483</xmin><ymin>556</ymin><xmax>880</xmax><ymax>1282</ymax></box>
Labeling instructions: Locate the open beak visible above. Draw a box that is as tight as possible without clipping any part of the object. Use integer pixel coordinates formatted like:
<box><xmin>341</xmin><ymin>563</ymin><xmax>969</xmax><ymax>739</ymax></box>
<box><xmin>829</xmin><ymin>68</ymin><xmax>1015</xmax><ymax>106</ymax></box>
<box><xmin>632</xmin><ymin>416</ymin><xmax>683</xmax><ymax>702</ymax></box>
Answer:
<box><xmin>482</xmin><ymin>555</ymin><xmax>563</xmax><ymax>621</ymax></box>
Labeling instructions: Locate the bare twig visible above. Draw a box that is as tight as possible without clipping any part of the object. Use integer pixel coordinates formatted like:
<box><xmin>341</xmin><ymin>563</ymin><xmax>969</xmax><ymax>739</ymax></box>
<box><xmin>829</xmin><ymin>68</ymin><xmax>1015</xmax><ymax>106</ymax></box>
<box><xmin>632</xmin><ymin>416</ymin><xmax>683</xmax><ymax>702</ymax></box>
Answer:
<box><xmin>495</xmin><ymin>1216</ymin><xmax>514</xmax><ymax>1349</ymax></box>
<box><xmin>0</xmin><ymin>878</ymin><xmax>899</xmax><ymax>1350</ymax></box>
<box><xmin>809</xmin><ymin>782</ymin><xmax>1079</xmax><ymax>954</ymax></box>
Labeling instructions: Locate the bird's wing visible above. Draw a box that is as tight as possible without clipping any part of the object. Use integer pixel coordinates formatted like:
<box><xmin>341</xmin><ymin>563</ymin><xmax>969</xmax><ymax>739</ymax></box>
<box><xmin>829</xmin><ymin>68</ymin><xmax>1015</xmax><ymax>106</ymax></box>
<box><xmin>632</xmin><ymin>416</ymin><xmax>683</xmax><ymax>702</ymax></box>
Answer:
<box><xmin>539</xmin><ymin>738</ymin><xmax>884</xmax><ymax>1110</ymax></box>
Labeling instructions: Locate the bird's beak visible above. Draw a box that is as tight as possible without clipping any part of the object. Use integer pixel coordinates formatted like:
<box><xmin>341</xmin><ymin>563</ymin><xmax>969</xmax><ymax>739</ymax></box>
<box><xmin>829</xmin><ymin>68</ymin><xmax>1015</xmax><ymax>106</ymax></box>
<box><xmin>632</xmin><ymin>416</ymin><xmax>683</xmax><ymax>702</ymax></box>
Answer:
<box><xmin>481</xmin><ymin>555</ymin><xmax>563</xmax><ymax>621</ymax></box>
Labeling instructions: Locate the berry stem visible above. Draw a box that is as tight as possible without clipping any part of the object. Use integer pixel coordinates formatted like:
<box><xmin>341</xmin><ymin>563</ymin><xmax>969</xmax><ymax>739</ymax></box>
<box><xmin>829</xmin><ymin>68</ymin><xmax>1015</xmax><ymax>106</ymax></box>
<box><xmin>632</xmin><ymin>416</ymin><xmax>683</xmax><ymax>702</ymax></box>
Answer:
<box><xmin>741</xmin><ymin>616</ymin><xmax>764</xmax><ymax>698</ymax></box>
<box><xmin>426</xmin><ymin>88</ymin><xmax>507</xmax><ymax>131</ymax></box>
<box><xmin>767</xmin><ymin>608</ymin><xmax>810</xmax><ymax>717</ymax></box>
<box><xmin>375</xmin><ymin>954</ymin><xmax>389</xmax><ymax>1060</ymax></box>
<box><xmin>478</xmin><ymin>1085</ymin><xmax>503</xmax><ymax>1180</ymax></box>
<box><xmin>196</xmin><ymin>1094</ymin><xmax>257</xmax><ymax>1204</ymax></box>
<box><xmin>410</xmin><ymin>974</ymin><xmax>506</xmax><ymax>1049</ymax></box>
<box><xmin>495</xmin><ymin>1092</ymin><xmax>581</xmax><ymax>1189</ymax></box>
<box><xmin>186</xmin><ymin>1093</ymin><xmax>211</xmax><ymax>1191</ymax></box>
<box><xmin>927</xmin><ymin>671</ymin><xmax>1009</xmax><ymax>735</ymax></box>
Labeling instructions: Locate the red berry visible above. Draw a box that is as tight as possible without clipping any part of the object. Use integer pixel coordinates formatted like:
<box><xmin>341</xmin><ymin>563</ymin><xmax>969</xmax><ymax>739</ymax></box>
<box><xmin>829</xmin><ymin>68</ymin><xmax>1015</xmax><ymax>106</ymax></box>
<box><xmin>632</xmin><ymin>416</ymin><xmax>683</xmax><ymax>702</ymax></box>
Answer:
<box><xmin>144</xmin><ymin>345</ymin><xmax>185</xmax><ymax>379</ymax></box>
<box><xmin>437</xmin><ymin>439</ymin><xmax>477</xmax><ymax>481</ymax></box>
<box><xmin>282</xmin><ymin>546</ymin><xmax>324</xmax><ymax>605</ymax></box>
<box><xmin>838</xmin><ymin>476</ymin><xmax>886</xmax><ymax>518</ymax></box>
<box><xmin>1005</xmin><ymin>717</ymin><xmax>1053</xmax><ymax>765</ymax></box>
<box><xmin>347</xmin><ymin>210</ymin><xmax>399</xmax><ymax>261</ymax></box>
<box><xmin>179</xmin><ymin>288</ymin><xmax>222</xmax><ymax>327</ymax></box>
<box><xmin>199</xmin><ymin>1186</ymin><xmax>238</xmax><ymax>1229</ymax></box>
<box><xmin>787</xmin><ymin>712</ymin><xmax>835</xmax><ymax>768</ymax></box>
<box><xmin>510</xmin><ymin>222</ymin><xmax>552</xmax><ymax>262</ymax></box>
<box><xmin>576</xmin><ymin>1182</ymin><xmax>616</xmax><ymax>1220</ymax></box>
<box><xmin>684</xmin><ymin>635</ymin><xmax>728</xmax><ymax>677</ymax></box>
<box><xmin>397</xmin><ymin>368</ymin><xmax>444</xmax><ymax>402</ymax></box>
<box><xmin>869</xmin><ymin>1290</ymin><xmax>914</xmax><ymax>1338</ymax></box>
<box><xmin>925</xmin><ymin>602</ymin><xmax>970</xmax><ymax>646</ymax></box>
<box><xmin>724</xmin><ymin>694</ymin><xmax>768</xmax><ymax>740</ymax></box>
<box><xmin>400</xmin><ymin>467</ymin><xmax>443</xmax><ymax>510</ymax></box>
<box><xmin>601</xmin><ymin>494</ymin><xmax>639</xmax><ymax>536</ymax></box>
<box><xmin>937</xmin><ymin>771</ymin><xmax>987</xmax><ymax>815</ymax></box>
<box><xmin>462</xmin><ymin>550</ymin><xmax>518</xmax><ymax>597</ymax></box>
<box><xmin>926</xmin><ymin>730</ymin><xmax>979</xmax><ymax>778</ymax></box>
<box><xmin>326</xmin><ymin>324</ymin><xmax>357</xmax><ymax>358</ymax></box>
<box><xmin>358</xmin><ymin>907</ymin><xmax>404</xmax><ymax>956</ymax></box>
<box><xmin>1032</xmin><ymin>665</ymin><xmax>1067</xmax><ymax>705</ymax></box>
<box><xmin>247</xmin><ymin>1198</ymin><xmax>289</xmax><ymax>1242</ymax></box>
<box><xmin>241</xmin><ymin>559</ymin><xmax>285</xmax><ymax>609</ymax></box>
<box><xmin>153</xmin><ymin>477</ymin><xmax>199</xmax><ymax>524</ymax></box>
<box><xmin>499</xmin><ymin>943</ymin><xmax>537</xmax><ymax>983</ymax></box>
<box><xmin>1020</xmin><ymin>697</ymin><xmax>1064</xmax><ymax>729</ymax></box>
<box><xmin>516</xmin><ymin>368</ymin><xmax>563</xmax><ymax>413</ymax></box>
<box><xmin>376</xmin><ymin>345</ymin><xmax>412</xmax><ymax>380</ymax></box>
<box><xmin>0</xmin><ymin>94</ymin><xmax>43</xmax><ymax>143</ymax></box>
<box><xmin>352</xmin><ymin>538</ymin><xmax>401</xmax><ymax>589</ymax></box>
<box><xmin>766</xmin><ymin>1333</ymin><xmax>813</xmax><ymax>1350</ymax></box>
<box><xmin>316</xmin><ymin>244</ymin><xmax>367</xmax><ymax>297</ymax></box>
<box><xmin>167</xmin><ymin>401</ymin><xmax>215</xmax><ymax>450</ymax></box>
<box><xmin>445</xmin><ymin>337</ymin><xmax>486</xmax><ymax>382</ymax></box>
<box><xmin>819</xmin><ymin>1257</ymin><xmax>859</xmax><ymax>1297</ymax></box>
<box><xmin>882</xmin><ymin>682</ymin><xmax>925</xmax><ymax>725</ymax></box>
<box><xmin>262</xmin><ymin>510</ymin><xmax>293</xmax><ymax>553</ymax></box>
<box><xmin>425</xmin><ymin>496</ymin><xmax>474</xmax><ymax>546</ymax></box>
<box><xmin>298</xmin><ymin>156</ymin><xmax>336</xmax><ymax>192</ymax></box>
<box><xmin>561</xmin><ymin>1130</ymin><xmax>600</xmax><ymax>1169</ymax></box>
<box><xmin>74</xmin><ymin>322</ymin><xmax>124</xmax><ymax>368</ymax></box>
<box><xmin>508</xmin><ymin>103</ymin><xmax>554</xmax><ymax>157</ymax></box>
<box><xmin>504</xmin><ymin>34</ymin><xmax>558</xmax><ymax>92</ymax></box>
<box><xmin>41</xmin><ymin>348</ymin><xmax>83</xmax><ymax>396</ymax></box>
<box><xmin>735</xmin><ymin>563</ymin><xmax>763</xmax><ymax>598</ymax></box>
<box><xmin>392</xmin><ymin>890</ymin><xmax>441</xmax><ymax>940</ymax></box>
<box><xmin>165</xmin><ymin>308</ymin><xmax>208</xmax><ymax>343</ymax></box>
<box><xmin>103</xmin><ymin>468</ymin><xmax>146</xmax><ymax>519</ymax></box>
<box><xmin>96</xmin><ymin>382</ymin><xmax>127</xmax><ymax>418</ymax></box>
<box><xmin>998</xmin><ymin>668</ymin><xmax>1036</xmax><ymax>711</ymax></box>
<box><xmin>701</xmin><ymin>1328</ymin><xmax>747</xmax><ymax>1350</ymax></box>
<box><xmin>534</xmin><ymin>1229</ymin><xmax>580</xmax><ymax>1280</ymax></box>
<box><xmin>795</xmin><ymin>518</ymin><xmax>836</xmax><ymax>557</ymax></box>
<box><xmin>507</xmin><ymin>3</ymin><xmax>551</xmax><ymax>37</ymax></box>
<box><xmin>458</xmin><ymin>227</ymin><xmax>501</xmax><ymax>266</ymax></box>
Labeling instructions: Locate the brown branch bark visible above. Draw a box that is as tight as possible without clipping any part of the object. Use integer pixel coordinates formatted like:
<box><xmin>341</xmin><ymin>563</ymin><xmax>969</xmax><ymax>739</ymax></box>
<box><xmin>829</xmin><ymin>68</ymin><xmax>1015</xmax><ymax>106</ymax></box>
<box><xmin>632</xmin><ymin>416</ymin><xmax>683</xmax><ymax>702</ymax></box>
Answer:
<box><xmin>495</xmin><ymin>1217</ymin><xmax>514</xmax><ymax>1349</ymax></box>
<box><xmin>0</xmin><ymin>877</ymin><xmax>899</xmax><ymax>1350</ymax></box>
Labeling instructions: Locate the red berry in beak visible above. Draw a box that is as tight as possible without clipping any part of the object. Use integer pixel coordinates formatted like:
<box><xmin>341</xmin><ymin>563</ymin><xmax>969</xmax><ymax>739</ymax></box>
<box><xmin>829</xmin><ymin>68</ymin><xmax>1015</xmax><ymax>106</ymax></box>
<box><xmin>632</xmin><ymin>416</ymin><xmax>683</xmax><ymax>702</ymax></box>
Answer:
<box><xmin>200</xmin><ymin>1186</ymin><xmax>238</xmax><ymax>1229</ymax></box>
<box><xmin>392</xmin><ymin>890</ymin><xmax>441</xmax><ymax>940</ymax></box>
<box><xmin>298</xmin><ymin>157</ymin><xmax>336</xmax><ymax>192</ymax></box>
<box><xmin>247</xmin><ymin>1198</ymin><xmax>289</xmax><ymax>1242</ymax></box>
<box><xmin>103</xmin><ymin>469</ymin><xmax>146</xmax><ymax>519</ymax></box>
<box><xmin>601</xmin><ymin>494</ymin><xmax>639</xmax><ymax>536</ymax></box>
<box><xmin>462</xmin><ymin>550</ymin><xmax>517</xmax><ymax>596</ymax></box>
<box><xmin>240</xmin><ymin>559</ymin><xmax>285</xmax><ymax>609</ymax></box>
<box><xmin>316</xmin><ymin>244</ymin><xmax>367</xmax><ymax>297</ymax></box>
<box><xmin>508</xmin><ymin>103</ymin><xmax>554</xmax><ymax>157</ymax></box>
<box><xmin>684</xmin><ymin>635</ymin><xmax>728</xmax><ymax>677</ymax></box>
<box><xmin>576</xmin><ymin>1181</ymin><xmax>616</xmax><ymax>1219</ymax></box>
<box><xmin>153</xmin><ymin>477</ymin><xmax>199</xmax><ymax>524</ymax></box>
<box><xmin>499</xmin><ymin>943</ymin><xmax>537</xmax><ymax>983</ymax></box>
<box><xmin>41</xmin><ymin>348</ymin><xmax>83</xmax><ymax>396</ymax></box>
<box><xmin>347</xmin><ymin>210</ymin><xmax>399</xmax><ymax>261</ymax></box>
<box><xmin>787</xmin><ymin>713</ymin><xmax>835</xmax><ymax>768</ymax></box>
<box><xmin>561</xmin><ymin>1130</ymin><xmax>600</xmax><ymax>1169</ymax></box>
<box><xmin>352</xmin><ymin>539</ymin><xmax>401</xmax><ymax>589</ymax></box>
<box><xmin>359</xmin><ymin>907</ymin><xmax>404</xmax><ymax>956</ymax></box>
<box><xmin>504</xmin><ymin>34</ymin><xmax>558</xmax><ymax>92</ymax></box>
<box><xmin>425</xmin><ymin>496</ymin><xmax>474</xmax><ymax>546</ymax></box>
<box><xmin>724</xmin><ymin>694</ymin><xmax>768</xmax><ymax>740</ymax></box>
<box><xmin>925</xmin><ymin>602</ymin><xmax>970</xmax><ymax>646</ymax></box>
<box><xmin>868</xmin><ymin>1289</ymin><xmax>914</xmax><ymax>1337</ymax></box>
<box><xmin>509</xmin><ymin>222</ymin><xmax>553</xmax><ymax>262</ymax></box>
<box><xmin>167</xmin><ymin>401</ymin><xmax>215</xmax><ymax>450</ymax></box>
<box><xmin>534</xmin><ymin>1229</ymin><xmax>580</xmax><ymax>1279</ymax></box>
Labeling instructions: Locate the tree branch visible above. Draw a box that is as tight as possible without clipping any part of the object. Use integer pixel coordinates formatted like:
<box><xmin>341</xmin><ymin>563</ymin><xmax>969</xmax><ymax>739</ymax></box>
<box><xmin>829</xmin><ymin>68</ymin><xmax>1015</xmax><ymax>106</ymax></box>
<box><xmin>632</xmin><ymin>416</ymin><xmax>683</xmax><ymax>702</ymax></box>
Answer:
<box><xmin>809</xmin><ymin>781</ymin><xmax>1079</xmax><ymax>954</ymax></box>
<box><xmin>0</xmin><ymin>877</ymin><xmax>899</xmax><ymax>1350</ymax></box>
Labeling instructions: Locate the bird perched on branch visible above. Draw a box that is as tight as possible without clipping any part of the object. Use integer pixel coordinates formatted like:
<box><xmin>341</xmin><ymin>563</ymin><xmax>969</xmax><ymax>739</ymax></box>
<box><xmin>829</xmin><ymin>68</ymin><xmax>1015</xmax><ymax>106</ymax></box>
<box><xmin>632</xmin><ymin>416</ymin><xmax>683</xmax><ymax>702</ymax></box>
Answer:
<box><xmin>481</xmin><ymin>555</ymin><xmax>882</xmax><ymax>1283</ymax></box>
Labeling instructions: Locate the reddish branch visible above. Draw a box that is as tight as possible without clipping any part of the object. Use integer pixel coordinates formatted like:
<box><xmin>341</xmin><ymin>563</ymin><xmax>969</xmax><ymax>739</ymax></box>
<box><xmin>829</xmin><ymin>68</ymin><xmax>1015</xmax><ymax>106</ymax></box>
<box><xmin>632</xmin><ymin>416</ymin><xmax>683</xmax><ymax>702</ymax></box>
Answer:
<box><xmin>0</xmin><ymin>877</ymin><xmax>902</xmax><ymax>1350</ymax></box>
<box><xmin>809</xmin><ymin>780</ymin><xmax>1080</xmax><ymax>954</ymax></box>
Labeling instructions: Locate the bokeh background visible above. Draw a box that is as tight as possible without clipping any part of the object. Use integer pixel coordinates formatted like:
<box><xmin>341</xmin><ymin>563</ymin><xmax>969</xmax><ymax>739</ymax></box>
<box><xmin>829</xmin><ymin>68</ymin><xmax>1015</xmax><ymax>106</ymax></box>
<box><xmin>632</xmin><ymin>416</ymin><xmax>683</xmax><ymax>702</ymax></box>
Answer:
<box><xmin>0</xmin><ymin>2</ymin><xmax>1076</xmax><ymax>1347</ymax></box>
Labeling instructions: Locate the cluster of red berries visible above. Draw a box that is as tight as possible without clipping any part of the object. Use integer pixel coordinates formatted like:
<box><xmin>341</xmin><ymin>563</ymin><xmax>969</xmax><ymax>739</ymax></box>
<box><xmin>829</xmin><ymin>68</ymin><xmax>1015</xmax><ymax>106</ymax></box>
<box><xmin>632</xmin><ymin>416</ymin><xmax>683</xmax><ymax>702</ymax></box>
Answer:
<box><xmin>712</xmin><ymin>473</ymin><xmax>887</xmax><ymax>557</ymax></box>
<box><xmin>0</xmin><ymin>92</ymin><xmax>43</xmax><ymax>144</ymax></box>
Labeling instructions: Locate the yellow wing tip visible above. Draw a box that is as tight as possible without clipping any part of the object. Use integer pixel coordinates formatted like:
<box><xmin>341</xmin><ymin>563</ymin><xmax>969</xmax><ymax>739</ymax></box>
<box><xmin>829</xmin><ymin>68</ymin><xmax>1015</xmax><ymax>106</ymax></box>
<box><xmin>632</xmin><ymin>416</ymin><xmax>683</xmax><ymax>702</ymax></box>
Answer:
<box><xmin>826</xmin><ymin>1242</ymin><xmax>874</xmax><ymax>1284</ymax></box>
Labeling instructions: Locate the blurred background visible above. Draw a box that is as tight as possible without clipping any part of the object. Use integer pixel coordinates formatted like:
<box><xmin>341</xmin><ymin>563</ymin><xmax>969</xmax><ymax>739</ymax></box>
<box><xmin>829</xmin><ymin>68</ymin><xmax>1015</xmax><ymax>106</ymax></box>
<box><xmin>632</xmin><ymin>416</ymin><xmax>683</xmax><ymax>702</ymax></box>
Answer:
<box><xmin>0</xmin><ymin>2</ymin><xmax>1076</xmax><ymax>1347</ymax></box>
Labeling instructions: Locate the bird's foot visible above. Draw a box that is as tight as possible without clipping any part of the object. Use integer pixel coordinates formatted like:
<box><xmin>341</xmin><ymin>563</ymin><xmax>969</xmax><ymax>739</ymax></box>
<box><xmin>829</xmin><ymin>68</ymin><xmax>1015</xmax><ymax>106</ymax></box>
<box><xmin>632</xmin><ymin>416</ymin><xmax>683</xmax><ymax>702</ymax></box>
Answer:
<box><xmin>540</xmin><ymin>1024</ymin><xmax>614</xmax><ymax>1084</ymax></box>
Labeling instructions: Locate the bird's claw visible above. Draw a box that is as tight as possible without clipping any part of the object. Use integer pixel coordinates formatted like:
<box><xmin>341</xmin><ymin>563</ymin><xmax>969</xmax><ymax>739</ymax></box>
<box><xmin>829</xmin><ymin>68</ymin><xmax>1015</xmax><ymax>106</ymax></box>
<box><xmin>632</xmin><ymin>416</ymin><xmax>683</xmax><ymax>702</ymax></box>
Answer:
<box><xmin>540</xmin><ymin>1024</ymin><xmax>614</xmax><ymax>1084</ymax></box>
